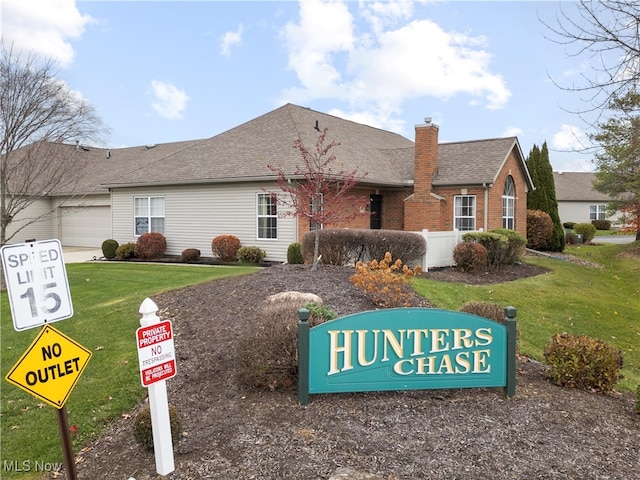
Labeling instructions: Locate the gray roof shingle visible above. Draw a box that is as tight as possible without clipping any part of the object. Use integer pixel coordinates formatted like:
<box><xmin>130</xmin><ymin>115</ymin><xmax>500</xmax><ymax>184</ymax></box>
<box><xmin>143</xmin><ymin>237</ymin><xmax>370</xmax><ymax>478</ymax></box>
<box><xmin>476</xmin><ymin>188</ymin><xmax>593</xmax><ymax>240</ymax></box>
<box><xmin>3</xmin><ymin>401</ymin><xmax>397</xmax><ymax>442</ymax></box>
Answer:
<box><xmin>553</xmin><ymin>172</ymin><xmax>610</xmax><ymax>201</ymax></box>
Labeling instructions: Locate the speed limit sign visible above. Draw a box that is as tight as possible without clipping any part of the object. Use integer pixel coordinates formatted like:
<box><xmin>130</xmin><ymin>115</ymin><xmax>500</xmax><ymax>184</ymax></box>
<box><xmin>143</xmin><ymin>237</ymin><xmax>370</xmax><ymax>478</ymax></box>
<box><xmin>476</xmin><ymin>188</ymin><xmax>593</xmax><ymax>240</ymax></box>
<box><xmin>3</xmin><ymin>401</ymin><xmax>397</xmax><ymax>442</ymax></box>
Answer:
<box><xmin>1</xmin><ymin>239</ymin><xmax>74</xmax><ymax>331</ymax></box>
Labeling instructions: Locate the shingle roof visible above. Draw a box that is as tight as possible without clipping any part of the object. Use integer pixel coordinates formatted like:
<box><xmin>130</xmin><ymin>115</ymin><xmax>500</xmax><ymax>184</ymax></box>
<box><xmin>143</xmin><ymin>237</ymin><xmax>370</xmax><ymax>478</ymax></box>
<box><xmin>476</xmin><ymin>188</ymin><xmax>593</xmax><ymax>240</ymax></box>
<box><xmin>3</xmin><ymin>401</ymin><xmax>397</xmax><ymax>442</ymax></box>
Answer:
<box><xmin>553</xmin><ymin>172</ymin><xmax>611</xmax><ymax>201</ymax></box>
<box><xmin>15</xmin><ymin>103</ymin><xmax>530</xmax><ymax>194</ymax></box>
<box><xmin>435</xmin><ymin>137</ymin><xmax>527</xmax><ymax>186</ymax></box>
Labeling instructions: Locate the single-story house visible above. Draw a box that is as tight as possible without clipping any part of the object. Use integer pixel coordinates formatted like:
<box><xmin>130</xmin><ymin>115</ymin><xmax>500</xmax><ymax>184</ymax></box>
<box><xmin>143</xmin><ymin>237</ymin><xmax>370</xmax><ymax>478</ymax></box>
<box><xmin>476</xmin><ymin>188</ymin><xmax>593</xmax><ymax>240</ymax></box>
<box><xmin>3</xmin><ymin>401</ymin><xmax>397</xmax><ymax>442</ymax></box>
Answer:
<box><xmin>8</xmin><ymin>104</ymin><xmax>534</xmax><ymax>262</ymax></box>
<box><xmin>553</xmin><ymin>172</ymin><xmax>620</xmax><ymax>226</ymax></box>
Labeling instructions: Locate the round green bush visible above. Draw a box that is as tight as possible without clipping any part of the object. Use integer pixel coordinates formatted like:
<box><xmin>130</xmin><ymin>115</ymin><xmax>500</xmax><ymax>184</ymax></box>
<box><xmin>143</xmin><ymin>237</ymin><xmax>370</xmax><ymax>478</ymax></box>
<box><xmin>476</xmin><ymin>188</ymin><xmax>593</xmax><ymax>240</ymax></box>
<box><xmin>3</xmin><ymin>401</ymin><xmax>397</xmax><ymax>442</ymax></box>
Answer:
<box><xmin>101</xmin><ymin>239</ymin><xmax>119</xmax><ymax>259</ymax></box>
<box><xmin>133</xmin><ymin>403</ymin><xmax>182</xmax><ymax>451</ymax></box>
<box><xmin>287</xmin><ymin>242</ymin><xmax>304</xmax><ymax>264</ymax></box>
<box><xmin>237</xmin><ymin>246</ymin><xmax>266</xmax><ymax>264</ymax></box>
<box><xmin>115</xmin><ymin>242</ymin><xmax>137</xmax><ymax>259</ymax></box>
<box><xmin>573</xmin><ymin>222</ymin><xmax>597</xmax><ymax>243</ymax></box>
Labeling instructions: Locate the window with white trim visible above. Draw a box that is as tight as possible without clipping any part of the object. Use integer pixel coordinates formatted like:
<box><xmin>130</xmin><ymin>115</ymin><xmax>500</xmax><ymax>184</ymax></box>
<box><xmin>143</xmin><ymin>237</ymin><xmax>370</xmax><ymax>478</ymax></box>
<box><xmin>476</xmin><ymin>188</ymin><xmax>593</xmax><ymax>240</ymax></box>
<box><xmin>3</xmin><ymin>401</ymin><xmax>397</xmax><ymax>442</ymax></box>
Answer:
<box><xmin>502</xmin><ymin>176</ymin><xmax>515</xmax><ymax>229</ymax></box>
<box><xmin>257</xmin><ymin>193</ymin><xmax>278</xmax><ymax>239</ymax></box>
<box><xmin>590</xmin><ymin>204</ymin><xmax>606</xmax><ymax>220</ymax></box>
<box><xmin>134</xmin><ymin>196</ymin><xmax>165</xmax><ymax>235</ymax></box>
<box><xmin>454</xmin><ymin>195</ymin><xmax>476</xmax><ymax>231</ymax></box>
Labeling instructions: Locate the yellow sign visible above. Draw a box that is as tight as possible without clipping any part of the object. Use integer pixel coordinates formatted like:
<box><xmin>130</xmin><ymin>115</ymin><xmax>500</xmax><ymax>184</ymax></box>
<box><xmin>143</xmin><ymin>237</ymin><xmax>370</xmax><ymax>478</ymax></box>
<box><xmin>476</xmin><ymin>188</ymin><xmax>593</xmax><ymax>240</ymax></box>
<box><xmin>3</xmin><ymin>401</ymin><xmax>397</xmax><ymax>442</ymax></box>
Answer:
<box><xmin>5</xmin><ymin>325</ymin><xmax>92</xmax><ymax>409</ymax></box>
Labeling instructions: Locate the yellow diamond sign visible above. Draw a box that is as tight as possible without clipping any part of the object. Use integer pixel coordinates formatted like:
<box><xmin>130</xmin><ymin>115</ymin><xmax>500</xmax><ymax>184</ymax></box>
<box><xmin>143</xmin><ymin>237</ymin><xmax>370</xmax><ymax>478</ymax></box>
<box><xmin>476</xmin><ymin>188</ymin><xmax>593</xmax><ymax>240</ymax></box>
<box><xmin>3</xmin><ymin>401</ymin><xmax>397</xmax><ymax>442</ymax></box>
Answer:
<box><xmin>5</xmin><ymin>325</ymin><xmax>92</xmax><ymax>409</ymax></box>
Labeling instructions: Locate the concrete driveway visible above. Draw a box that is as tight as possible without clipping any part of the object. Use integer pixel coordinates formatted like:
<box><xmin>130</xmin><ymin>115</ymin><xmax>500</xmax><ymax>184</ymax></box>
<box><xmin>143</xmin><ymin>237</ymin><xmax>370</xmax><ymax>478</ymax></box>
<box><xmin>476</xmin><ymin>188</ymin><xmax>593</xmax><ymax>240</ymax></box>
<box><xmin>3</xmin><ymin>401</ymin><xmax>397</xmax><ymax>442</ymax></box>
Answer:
<box><xmin>592</xmin><ymin>235</ymin><xmax>637</xmax><ymax>245</ymax></box>
<box><xmin>62</xmin><ymin>247</ymin><xmax>103</xmax><ymax>264</ymax></box>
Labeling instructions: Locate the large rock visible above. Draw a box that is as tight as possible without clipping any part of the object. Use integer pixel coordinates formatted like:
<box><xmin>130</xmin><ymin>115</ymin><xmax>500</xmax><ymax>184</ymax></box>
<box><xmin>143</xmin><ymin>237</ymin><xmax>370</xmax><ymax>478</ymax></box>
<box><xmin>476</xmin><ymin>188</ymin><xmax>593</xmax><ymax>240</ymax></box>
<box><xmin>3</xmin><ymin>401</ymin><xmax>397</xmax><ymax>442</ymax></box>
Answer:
<box><xmin>266</xmin><ymin>291</ymin><xmax>322</xmax><ymax>305</ymax></box>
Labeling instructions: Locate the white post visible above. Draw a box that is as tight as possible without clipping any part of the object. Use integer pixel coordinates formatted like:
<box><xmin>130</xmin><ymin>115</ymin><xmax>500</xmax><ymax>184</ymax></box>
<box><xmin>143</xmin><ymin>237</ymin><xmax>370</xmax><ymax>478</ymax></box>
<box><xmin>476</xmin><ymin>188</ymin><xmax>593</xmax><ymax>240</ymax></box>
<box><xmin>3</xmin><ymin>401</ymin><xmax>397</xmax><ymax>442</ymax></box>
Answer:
<box><xmin>139</xmin><ymin>298</ymin><xmax>175</xmax><ymax>476</ymax></box>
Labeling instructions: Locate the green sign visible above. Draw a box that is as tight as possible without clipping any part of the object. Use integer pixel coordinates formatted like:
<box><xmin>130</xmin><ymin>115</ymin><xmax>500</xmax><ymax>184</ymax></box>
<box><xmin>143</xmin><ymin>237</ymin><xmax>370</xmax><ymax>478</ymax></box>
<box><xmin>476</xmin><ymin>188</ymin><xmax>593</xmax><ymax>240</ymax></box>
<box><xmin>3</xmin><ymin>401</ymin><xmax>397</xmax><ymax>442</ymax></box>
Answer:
<box><xmin>298</xmin><ymin>307</ymin><xmax>516</xmax><ymax>404</ymax></box>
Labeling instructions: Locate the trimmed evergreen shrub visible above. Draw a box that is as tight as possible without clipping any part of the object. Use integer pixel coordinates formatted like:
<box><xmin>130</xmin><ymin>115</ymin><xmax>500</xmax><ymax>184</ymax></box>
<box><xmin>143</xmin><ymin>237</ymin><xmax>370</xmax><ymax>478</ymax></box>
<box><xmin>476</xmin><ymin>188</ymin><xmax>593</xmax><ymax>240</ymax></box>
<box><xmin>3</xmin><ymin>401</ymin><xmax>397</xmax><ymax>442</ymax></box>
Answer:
<box><xmin>211</xmin><ymin>234</ymin><xmax>241</xmax><ymax>262</ymax></box>
<box><xmin>592</xmin><ymin>219</ymin><xmax>611</xmax><ymax>230</ymax></box>
<box><xmin>453</xmin><ymin>242</ymin><xmax>488</xmax><ymax>272</ymax></box>
<box><xmin>543</xmin><ymin>333</ymin><xmax>623</xmax><ymax>393</ymax></box>
<box><xmin>459</xmin><ymin>301</ymin><xmax>504</xmax><ymax>323</ymax></box>
<box><xmin>133</xmin><ymin>404</ymin><xmax>182</xmax><ymax>451</ymax></box>
<box><xmin>136</xmin><ymin>232</ymin><xmax>167</xmax><ymax>260</ymax></box>
<box><xmin>181</xmin><ymin>248</ymin><xmax>201</xmax><ymax>262</ymax></box>
<box><xmin>461</xmin><ymin>231</ymin><xmax>508</xmax><ymax>268</ymax></box>
<box><xmin>573</xmin><ymin>223</ymin><xmax>597</xmax><ymax>243</ymax></box>
<box><xmin>527</xmin><ymin>209</ymin><xmax>553</xmax><ymax>250</ymax></box>
<box><xmin>101</xmin><ymin>239</ymin><xmax>119</xmax><ymax>259</ymax></box>
<box><xmin>237</xmin><ymin>246</ymin><xmax>266</xmax><ymax>264</ymax></box>
<box><xmin>287</xmin><ymin>242</ymin><xmax>304</xmax><ymax>264</ymax></box>
<box><xmin>488</xmin><ymin>228</ymin><xmax>526</xmax><ymax>264</ymax></box>
<box><xmin>563</xmin><ymin>222</ymin><xmax>576</xmax><ymax>229</ymax></box>
<box><xmin>115</xmin><ymin>242</ymin><xmax>137</xmax><ymax>260</ymax></box>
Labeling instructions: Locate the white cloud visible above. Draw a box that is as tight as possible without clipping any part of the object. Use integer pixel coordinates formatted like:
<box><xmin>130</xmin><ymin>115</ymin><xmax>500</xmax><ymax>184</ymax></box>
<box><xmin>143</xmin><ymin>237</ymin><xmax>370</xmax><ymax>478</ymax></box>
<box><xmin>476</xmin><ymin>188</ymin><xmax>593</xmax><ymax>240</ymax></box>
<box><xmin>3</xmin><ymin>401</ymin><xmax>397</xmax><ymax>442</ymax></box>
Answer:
<box><xmin>1</xmin><ymin>0</ymin><xmax>93</xmax><ymax>67</ymax></box>
<box><xmin>280</xmin><ymin>0</ymin><xmax>511</xmax><ymax>131</ymax></box>
<box><xmin>220</xmin><ymin>24</ymin><xmax>244</xmax><ymax>57</ymax></box>
<box><xmin>552</xmin><ymin>124</ymin><xmax>589</xmax><ymax>151</ymax></box>
<box><xmin>503</xmin><ymin>126</ymin><xmax>523</xmax><ymax>138</ymax></box>
<box><xmin>150</xmin><ymin>81</ymin><xmax>190</xmax><ymax>120</ymax></box>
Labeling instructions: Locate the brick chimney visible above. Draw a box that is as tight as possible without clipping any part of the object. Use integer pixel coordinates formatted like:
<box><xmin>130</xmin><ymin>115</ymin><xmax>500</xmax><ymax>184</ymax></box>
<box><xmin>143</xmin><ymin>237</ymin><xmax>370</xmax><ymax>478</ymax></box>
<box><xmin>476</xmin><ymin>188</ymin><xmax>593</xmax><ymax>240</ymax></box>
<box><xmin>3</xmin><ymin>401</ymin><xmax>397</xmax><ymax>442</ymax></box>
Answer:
<box><xmin>413</xmin><ymin>119</ymin><xmax>439</xmax><ymax>200</ymax></box>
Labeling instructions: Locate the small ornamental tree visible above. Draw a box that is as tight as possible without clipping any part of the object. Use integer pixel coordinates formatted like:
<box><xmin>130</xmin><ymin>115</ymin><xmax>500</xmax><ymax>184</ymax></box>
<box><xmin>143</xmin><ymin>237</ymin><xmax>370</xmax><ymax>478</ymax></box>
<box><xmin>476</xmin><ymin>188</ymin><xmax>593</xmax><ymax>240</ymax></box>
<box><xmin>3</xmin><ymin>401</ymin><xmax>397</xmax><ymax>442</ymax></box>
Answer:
<box><xmin>267</xmin><ymin>128</ymin><xmax>369</xmax><ymax>269</ymax></box>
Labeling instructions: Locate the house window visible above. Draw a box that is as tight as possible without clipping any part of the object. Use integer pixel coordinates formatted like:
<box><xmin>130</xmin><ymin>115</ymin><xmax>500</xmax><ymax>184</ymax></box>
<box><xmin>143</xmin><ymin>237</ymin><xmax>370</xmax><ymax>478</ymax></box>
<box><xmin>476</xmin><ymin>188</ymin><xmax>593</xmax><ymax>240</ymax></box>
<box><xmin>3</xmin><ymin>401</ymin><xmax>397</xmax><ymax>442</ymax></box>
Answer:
<box><xmin>454</xmin><ymin>195</ymin><xmax>476</xmax><ymax>231</ymax></box>
<box><xmin>590</xmin><ymin>204</ymin><xmax>606</xmax><ymax>221</ymax></box>
<box><xmin>134</xmin><ymin>196</ymin><xmax>165</xmax><ymax>235</ymax></box>
<box><xmin>502</xmin><ymin>176</ymin><xmax>515</xmax><ymax>229</ymax></box>
<box><xmin>257</xmin><ymin>193</ymin><xmax>278</xmax><ymax>239</ymax></box>
<box><xmin>309</xmin><ymin>193</ymin><xmax>323</xmax><ymax>231</ymax></box>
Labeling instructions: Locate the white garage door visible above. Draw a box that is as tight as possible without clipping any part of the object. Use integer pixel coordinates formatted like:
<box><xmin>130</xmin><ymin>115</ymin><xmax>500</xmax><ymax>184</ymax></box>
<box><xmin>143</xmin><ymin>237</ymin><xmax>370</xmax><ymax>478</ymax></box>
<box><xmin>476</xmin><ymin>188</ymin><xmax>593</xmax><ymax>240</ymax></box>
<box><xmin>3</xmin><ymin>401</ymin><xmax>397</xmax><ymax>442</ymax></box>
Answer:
<box><xmin>61</xmin><ymin>206</ymin><xmax>111</xmax><ymax>247</ymax></box>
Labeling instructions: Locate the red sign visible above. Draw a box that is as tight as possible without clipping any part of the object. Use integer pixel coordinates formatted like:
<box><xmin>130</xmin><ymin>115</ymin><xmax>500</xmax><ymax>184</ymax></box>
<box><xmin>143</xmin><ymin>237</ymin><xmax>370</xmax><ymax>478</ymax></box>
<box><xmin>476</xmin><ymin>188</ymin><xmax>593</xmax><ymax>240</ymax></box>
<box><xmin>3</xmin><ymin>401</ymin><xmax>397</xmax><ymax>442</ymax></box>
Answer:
<box><xmin>136</xmin><ymin>321</ymin><xmax>176</xmax><ymax>387</ymax></box>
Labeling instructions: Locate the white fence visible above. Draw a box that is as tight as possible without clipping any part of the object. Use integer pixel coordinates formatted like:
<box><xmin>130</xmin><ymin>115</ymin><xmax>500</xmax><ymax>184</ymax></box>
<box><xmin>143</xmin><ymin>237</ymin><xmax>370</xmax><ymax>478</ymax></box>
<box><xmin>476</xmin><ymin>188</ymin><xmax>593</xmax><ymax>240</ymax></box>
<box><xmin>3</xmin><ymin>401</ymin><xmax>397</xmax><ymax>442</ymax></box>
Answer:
<box><xmin>417</xmin><ymin>229</ymin><xmax>481</xmax><ymax>271</ymax></box>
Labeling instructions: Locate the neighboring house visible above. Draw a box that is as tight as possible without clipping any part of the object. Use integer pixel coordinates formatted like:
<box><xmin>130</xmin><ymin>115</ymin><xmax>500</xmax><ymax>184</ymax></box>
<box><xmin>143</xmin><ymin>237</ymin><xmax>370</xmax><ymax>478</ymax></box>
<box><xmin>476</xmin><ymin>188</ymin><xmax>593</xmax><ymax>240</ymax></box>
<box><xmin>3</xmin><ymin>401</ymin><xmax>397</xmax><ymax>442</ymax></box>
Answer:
<box><xmin>553</xmin><ymin>172</ymin><xmax>620</xmax><ymax>226</ymax></box>
<box><xmin>7</xmin><ymin>104</ymin><xmax>534</xmax><ymax>262</ymax></box>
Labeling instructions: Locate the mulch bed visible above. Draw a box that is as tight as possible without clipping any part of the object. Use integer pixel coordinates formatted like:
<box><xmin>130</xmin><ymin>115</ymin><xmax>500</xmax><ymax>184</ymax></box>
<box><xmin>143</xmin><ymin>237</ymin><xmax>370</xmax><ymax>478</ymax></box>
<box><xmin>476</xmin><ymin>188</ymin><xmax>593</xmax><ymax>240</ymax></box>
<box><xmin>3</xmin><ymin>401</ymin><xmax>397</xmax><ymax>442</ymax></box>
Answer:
<box><xmin>67</xmin><ymin>262</ymin><xmax>639</xmax><ymax>480</ymax></box>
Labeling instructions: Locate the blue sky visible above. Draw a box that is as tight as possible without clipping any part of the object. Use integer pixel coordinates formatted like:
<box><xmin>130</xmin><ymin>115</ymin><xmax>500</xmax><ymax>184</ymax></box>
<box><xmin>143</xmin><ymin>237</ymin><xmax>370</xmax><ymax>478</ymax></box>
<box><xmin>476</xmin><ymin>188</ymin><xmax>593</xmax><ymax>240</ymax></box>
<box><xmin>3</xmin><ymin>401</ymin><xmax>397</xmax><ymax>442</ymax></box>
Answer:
<box><xmin>2</xmin><ymin>0</ymin><xmax>600</xmax><ymax>172</ymax></box>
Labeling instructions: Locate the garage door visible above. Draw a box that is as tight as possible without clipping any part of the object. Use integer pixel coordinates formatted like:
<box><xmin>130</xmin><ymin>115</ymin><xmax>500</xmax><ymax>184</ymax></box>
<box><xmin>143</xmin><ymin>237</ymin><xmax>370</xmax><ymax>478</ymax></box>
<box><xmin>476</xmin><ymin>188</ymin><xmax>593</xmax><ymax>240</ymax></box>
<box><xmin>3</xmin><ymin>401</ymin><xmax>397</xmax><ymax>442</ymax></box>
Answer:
<box><xmin>60</xmin><ymin>206</ymin><xmax>111</xmax><ymax>247</ymax></box>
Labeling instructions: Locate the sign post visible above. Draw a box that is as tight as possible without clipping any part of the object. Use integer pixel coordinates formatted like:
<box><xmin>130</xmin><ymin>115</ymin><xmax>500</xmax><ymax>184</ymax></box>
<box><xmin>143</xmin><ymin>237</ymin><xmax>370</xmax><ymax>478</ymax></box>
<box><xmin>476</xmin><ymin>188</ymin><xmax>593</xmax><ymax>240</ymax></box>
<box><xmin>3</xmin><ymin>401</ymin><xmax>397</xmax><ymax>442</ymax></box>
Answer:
<box><xmin>137</xmin><ymin>298</ymin><xmax>176</xmax><ymax>476</ymax></box>
<box><xmin>2</xmin><ymin>239</ymin><xmax>89</xmax><ymax>480</ymax></box>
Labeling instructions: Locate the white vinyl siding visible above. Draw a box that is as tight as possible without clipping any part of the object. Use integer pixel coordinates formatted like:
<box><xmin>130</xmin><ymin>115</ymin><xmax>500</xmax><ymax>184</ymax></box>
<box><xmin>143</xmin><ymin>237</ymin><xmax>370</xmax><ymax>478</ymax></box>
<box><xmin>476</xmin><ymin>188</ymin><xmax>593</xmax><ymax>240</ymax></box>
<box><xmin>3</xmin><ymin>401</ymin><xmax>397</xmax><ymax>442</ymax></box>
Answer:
<box><xmin>557</xmin><ymin>201</ymin><xmax>621</xmax><ymax>226</ymax></box>
<box><xmin>4</xmin><ymin>198</ymin><xmax>53</xmax><ymax>244</ymax></box>
<box><xmin>111</xmin><ymin>183</ymin><xmax>296</xmax><ymax>261</ymax></box>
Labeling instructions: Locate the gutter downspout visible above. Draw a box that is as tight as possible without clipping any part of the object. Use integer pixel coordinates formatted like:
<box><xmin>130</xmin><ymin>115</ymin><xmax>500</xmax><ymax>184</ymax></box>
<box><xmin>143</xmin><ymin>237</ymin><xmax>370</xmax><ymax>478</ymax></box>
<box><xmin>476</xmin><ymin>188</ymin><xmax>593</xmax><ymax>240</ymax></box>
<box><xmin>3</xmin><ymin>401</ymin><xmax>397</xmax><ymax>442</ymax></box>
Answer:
<box><xmin>483</xmin><ymin>183</ymin><xmax>489</xmax><ymax>232</ymax></box>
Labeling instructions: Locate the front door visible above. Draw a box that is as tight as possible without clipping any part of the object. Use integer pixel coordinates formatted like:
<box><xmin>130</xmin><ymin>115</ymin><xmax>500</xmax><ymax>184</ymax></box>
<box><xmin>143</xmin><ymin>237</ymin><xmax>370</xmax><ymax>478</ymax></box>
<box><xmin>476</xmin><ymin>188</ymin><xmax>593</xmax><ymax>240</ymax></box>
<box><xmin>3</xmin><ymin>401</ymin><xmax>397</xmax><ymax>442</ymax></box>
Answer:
<box><xmin>370</xmin><ymin>195</ymin><xmax>382</xmax><ymax>229</ymax></box>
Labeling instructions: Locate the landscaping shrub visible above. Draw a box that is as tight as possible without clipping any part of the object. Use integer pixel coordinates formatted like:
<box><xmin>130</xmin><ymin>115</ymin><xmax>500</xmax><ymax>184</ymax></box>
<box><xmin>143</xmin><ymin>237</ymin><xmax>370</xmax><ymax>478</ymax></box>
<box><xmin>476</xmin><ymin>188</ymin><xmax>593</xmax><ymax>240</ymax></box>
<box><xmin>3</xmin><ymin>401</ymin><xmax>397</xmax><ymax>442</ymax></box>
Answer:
<box><xmin>562</xmin><ymin>222</ymin><xmax>576</xmax><ymax>229</ymax></box>
<box><xmin>136</xmin><ymin>232</ymin><xmax>167</xmax><ymax>260</ymax></box>
<box><xmin>453</xmin><ymin>242</ymin><xmax>488</xmax><ymax>272</ymax></box>
<box><xmin>211</xmin><ymin>234</ymin><xmax>241</xmax><ymax>262</ymax></box>
<box><xmin>115</xmin><ymin>242</ymin><xmax>137</xmax><ymax>260</ymax></box>
<box><xmin>461</xmin><ymin>231</ymin><xmax>509</xmax><ymax>268</ymax></box>
<box><xmin>543</xmin><ymin>332</ymin><xmax>623</xmax><ymax>393</ymax></box>
<box><xmin>287</xmin><ymin>243</ymin><xmax>304</xmax><ymax>264</ymax></box>
<box><xmin>300</xmin><ymin>229</ymin><xmax>426</xmax><ymax>266</ymax></box>
<box><xmin>237</xmin><ymin>246</ymin><xmax>266</xmax><ymax>264</ymax></box>
<box><xmin>573</xmin><ymin>223</ymin><xmax>597</xmax><ymax>243</ymax></box>
<box><xmin>101</xmin><ymin>239</ymin><xmax>119</xmax><ymax>259</ymax></box>
<box><xmin>133</xmin><ymin>403</ymin><xmax>182</xmax><ymax>451</ymax></box>
<box><xmin>350</xmin><ymin>252</ymin><xmax>421</xmax><ymax>308</ymax></box>
<box><xmin>527</xmin><ymin>209</ymin><xmax>554</xmax><ymax>250</ymax></box>
<box><xmin>592</xmin><ymin>219</ymin><xmax>611</xmax><ymax>230</ymax></box>
<box><xmin>237</xmin><ymin>299</ymin><xmax>331</xmax><ymax>391</ymax></box>
<box><xmin>304</xmin><ymin>302</ymin><xmax>337</xmax><ymax>322</ymax></box>
<box><xmin>180</xmin><ymin>248</ymin><xmax>201</xmax><ymax>262</ymax></box>
<box><xmin>459</xmin><ymin>301</ymin><xmax>504</xmax><ymax>323</ymax></box>
<box><xmin>489</xmin><ymin>228</ymin><xmax>526</xmax><ymax>264</ymax></box>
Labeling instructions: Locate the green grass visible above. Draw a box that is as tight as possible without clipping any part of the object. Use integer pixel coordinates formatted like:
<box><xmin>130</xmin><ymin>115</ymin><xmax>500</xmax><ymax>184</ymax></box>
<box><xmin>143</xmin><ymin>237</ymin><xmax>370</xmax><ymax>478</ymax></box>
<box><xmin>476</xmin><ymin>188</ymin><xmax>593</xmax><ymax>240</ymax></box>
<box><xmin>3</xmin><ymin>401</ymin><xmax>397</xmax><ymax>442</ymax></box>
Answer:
<box><xmin>1</xmin><ymin>263</ymin><xmax>258</xmax><ymax>479</ymax></box>
<box><xmin>413</xmin><ymin>242</ymin><xmax>640</xmax><ymax>392</ymax></box>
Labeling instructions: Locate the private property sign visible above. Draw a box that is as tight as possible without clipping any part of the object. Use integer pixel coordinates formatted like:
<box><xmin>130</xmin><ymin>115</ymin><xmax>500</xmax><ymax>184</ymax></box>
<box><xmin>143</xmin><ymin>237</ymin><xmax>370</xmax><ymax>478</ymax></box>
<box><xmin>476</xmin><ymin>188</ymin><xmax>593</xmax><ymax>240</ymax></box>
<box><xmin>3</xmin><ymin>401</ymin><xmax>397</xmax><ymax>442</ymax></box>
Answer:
<box><xmin>297</xmin><ymin>307</ymin><xmax>517</xmax><ymax>405</ymax></box>
<box><xmin>136</xmin><ymin>320</ymin><xmax>176</xmax><ymax>387</ymax></box>
<box><xmin>0</xmin><ymin>240</ymin><xmax>73</xmax><ymax>331</ymax></box>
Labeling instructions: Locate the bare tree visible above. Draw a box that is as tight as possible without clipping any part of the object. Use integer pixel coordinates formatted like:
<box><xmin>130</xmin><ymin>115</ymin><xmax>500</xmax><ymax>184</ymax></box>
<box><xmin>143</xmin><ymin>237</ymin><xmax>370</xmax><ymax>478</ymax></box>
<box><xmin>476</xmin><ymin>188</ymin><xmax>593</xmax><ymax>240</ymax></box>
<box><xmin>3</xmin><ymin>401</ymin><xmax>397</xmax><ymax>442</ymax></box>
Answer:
<box><xmin>543</xmin><ymin>0</ymin><xmax>640</xmax><ymax>117</ymax></box>
<box><xmin>267</xmin><ymin>128</ymin><xmax>369</xmax><ymax>269</ymax></box>
<box><xmin>1</xmin><ymin>42</ymin><xmax>107</xmax><ymax>246</ymax></box>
